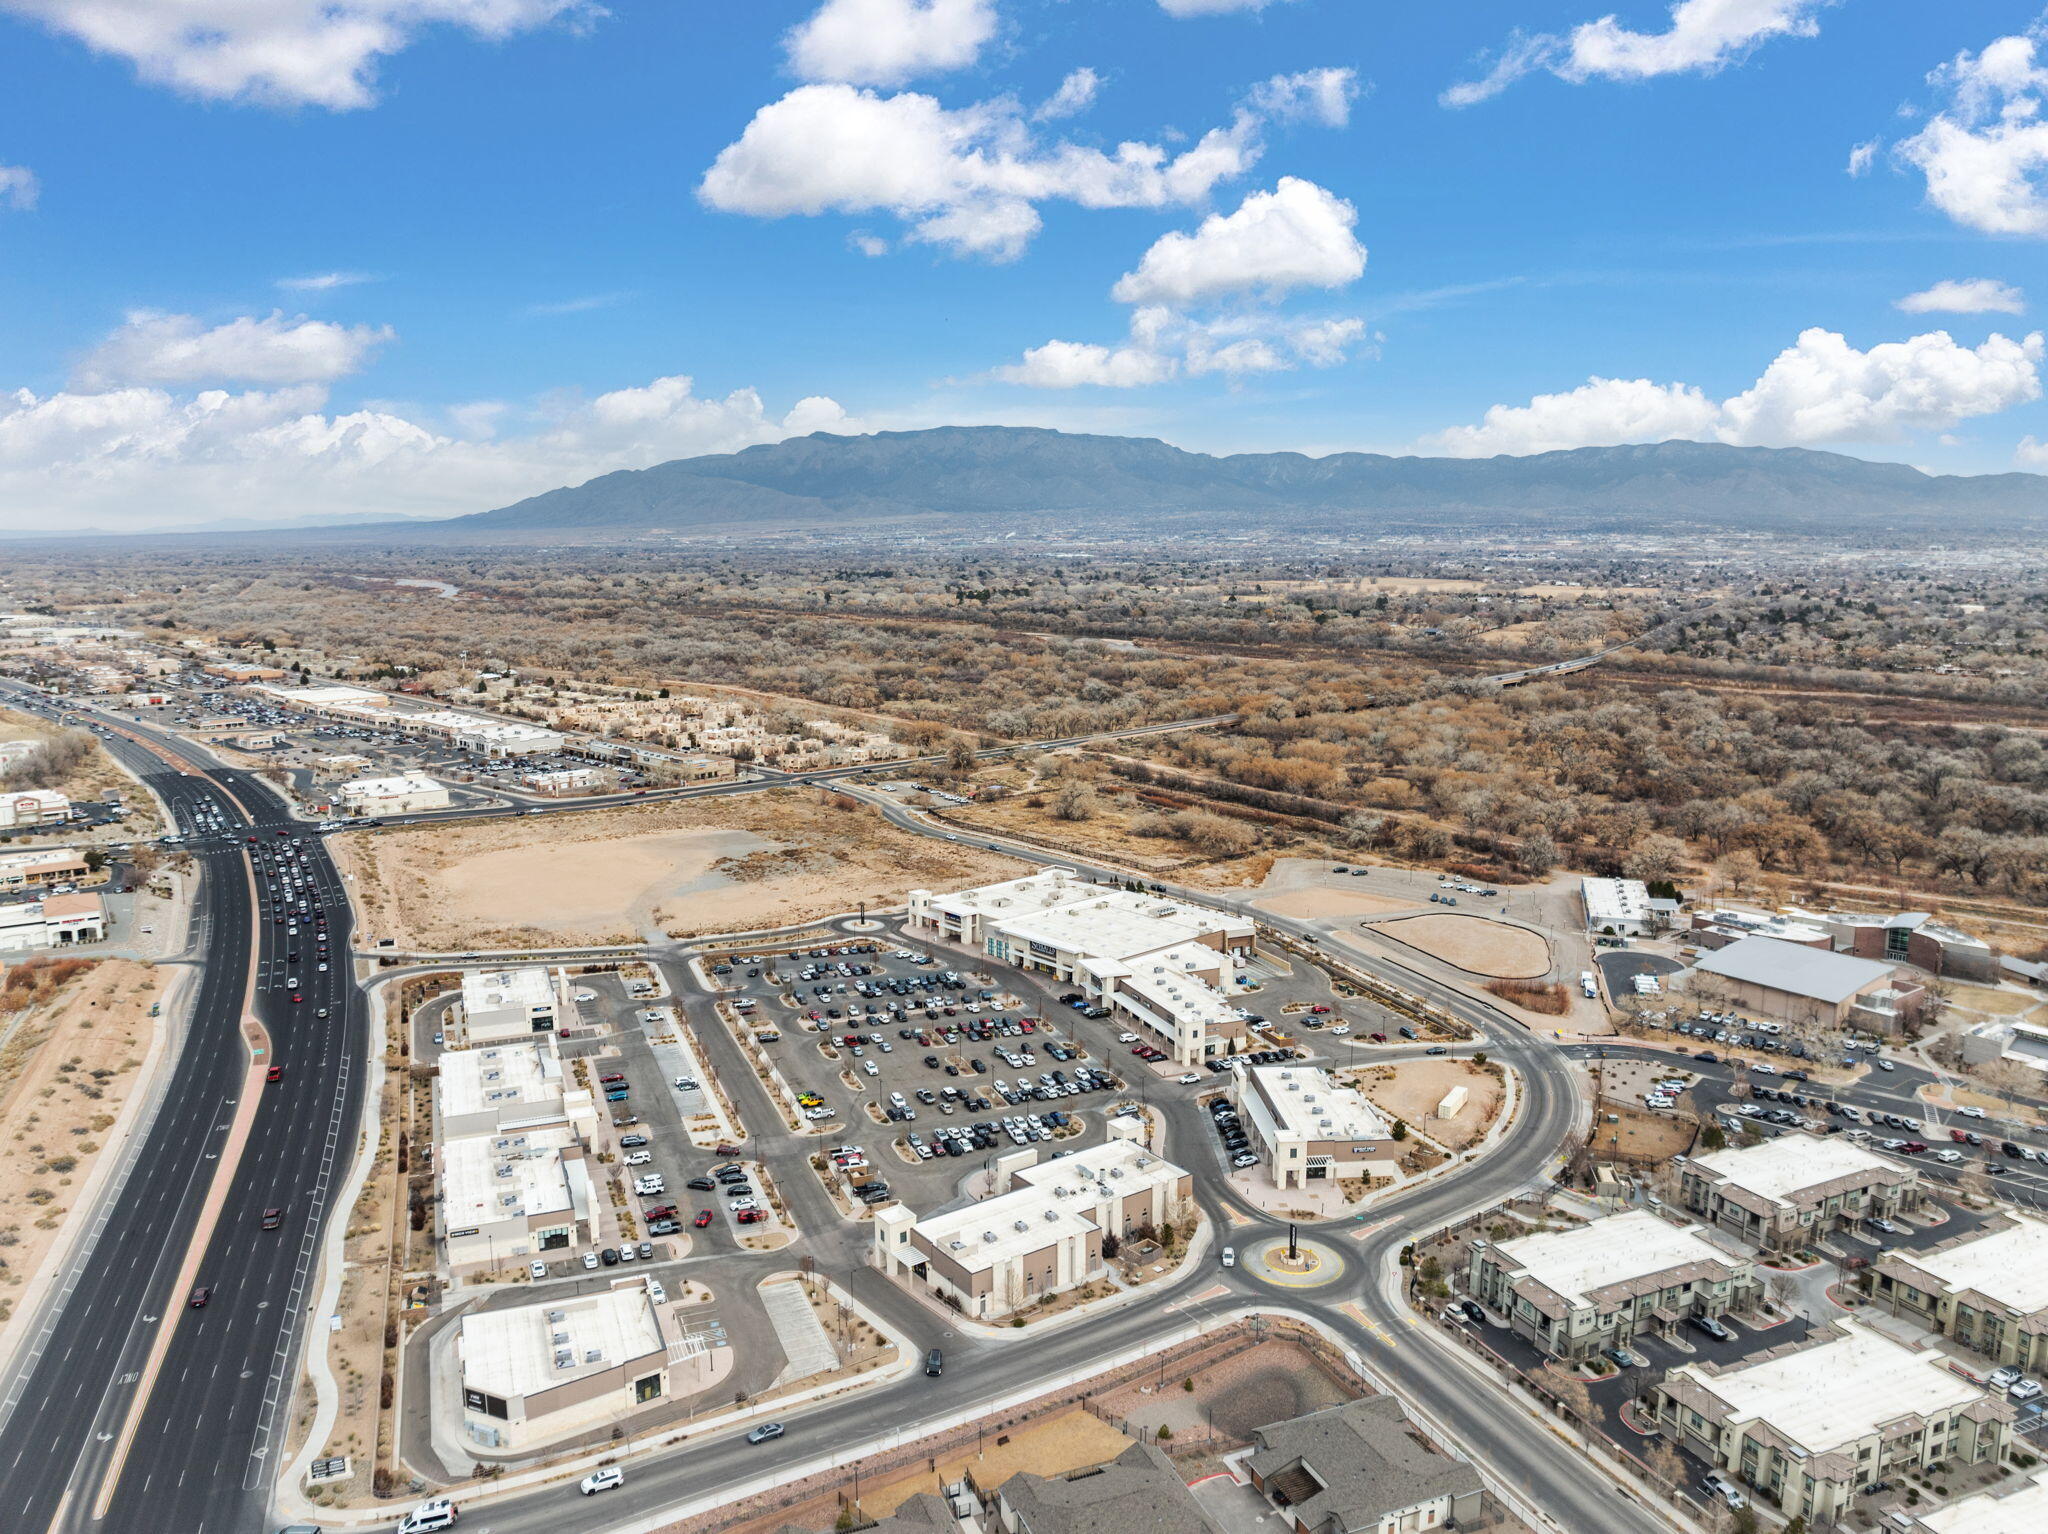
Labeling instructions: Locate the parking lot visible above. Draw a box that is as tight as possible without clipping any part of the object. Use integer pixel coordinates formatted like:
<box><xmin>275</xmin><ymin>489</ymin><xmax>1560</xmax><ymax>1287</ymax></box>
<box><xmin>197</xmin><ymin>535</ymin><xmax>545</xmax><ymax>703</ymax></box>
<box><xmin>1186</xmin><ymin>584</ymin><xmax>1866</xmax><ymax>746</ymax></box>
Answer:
<box><xmin>707</xmin><ymin>940</ymin><xmax>1134</xmax><ymax>1211</ymax></box>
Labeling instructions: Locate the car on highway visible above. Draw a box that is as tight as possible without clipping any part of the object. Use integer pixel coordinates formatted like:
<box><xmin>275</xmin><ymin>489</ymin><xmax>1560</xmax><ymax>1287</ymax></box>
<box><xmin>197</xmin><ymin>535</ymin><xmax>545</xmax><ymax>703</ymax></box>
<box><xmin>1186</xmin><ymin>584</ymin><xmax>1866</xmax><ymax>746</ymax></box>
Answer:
<box><xmin>266</xmin><ymin>1065</ymin><xmax>283</xmax><ymax>1082</ymax></box>
<box><xmin>579</xmin><ymin>1467</ymin><xmax>624</xmax><ymax>1496</ymax></box>
<box><xmin>260</xmin><ymin>1207</ymin><xmax>283</xmax><ymax>1230</ymax></box>
<box><xmin>746</xmin><ymin>1422</ymin><xmax>786</xmax><ymax>1444</ymax></box>
<box><xmin>188</xmin><ymin>1285</ymin><xmax>211</xmax><ymax>1308</ymax></box>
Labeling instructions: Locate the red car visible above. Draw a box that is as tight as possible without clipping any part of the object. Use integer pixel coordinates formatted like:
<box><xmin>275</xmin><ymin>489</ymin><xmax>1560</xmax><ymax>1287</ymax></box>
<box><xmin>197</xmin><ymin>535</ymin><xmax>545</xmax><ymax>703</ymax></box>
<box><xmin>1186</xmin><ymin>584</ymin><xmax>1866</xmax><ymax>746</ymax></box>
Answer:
<box><xmin>599</xmin><ymin>1073</ymin><xmax>626</xmax><ymax>1085</ymax></box>
<box><xmin>714</xmin><ymin>1143</ymin><xmax>741</xmax><ymax>1157</ymax></box>
<box><xmin>266</xmin><ymin>1065</ymin><xmax>283</xmax><ymax>1083</ymax></box>
<box><xmin>1310</xmin><ymin>1005</ymin><xmax>1332</xmax><ymax>1014</ymax></box>
<box><xmin>189</xmin><ymin>1285</ymin><xmax>212</xmax><ymax>1308</ymax></box>
<box><xmin>260</xmin><ymin>1208</ymin><xmax>284</xmax><ymax>1230</ymax></box>
<box><xmin>644</xmin><ymin>1204</ymin><xmax>677</xmax><ymax>1220</ymax></box>
<box><xmin>736</xmin><ymin>1209</ymin><xmax>767</xmax><ymax>1224</ymax></box>
<box><xmin>1950</xmin><ymin>1128</ymin><xmax>1969</xmax><ymax>1143</ymax></box>
<box><xmin>693</xmin><ymin>1210</ymin><xmax>713</xmax><ymax>1228</ymax></box>
<box><xmin>290</xmin><ymin>992</ymin><xmax>303</xmax><ymax>1003</ymax></box>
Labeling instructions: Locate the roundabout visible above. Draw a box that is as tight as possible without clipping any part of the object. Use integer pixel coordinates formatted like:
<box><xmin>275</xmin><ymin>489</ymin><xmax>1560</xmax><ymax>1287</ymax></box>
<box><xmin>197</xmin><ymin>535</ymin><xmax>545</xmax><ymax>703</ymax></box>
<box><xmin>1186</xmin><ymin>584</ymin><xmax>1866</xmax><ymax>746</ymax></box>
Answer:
<box><xmin>1242</xmin><ymin>1230</ymin><xmax>1349</xmax><ymax>1289</ymax></box>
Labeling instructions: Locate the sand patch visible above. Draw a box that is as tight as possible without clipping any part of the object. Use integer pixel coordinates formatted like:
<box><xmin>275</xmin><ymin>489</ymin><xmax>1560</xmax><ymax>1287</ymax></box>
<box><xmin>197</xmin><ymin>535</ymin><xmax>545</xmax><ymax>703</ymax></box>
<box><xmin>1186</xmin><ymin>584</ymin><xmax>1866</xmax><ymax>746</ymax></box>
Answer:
<box><xmin>1346</xmin><ymin>1058</ymin><xmax>1504</xmax><ymax>1152</ymax></box>
<box><xmin>1372</xmin><ymin>914</ymin><xmax>1551</xmax><ymax>978</ymax></box>
<box><xmin>331</xmin><ymin>787</ymin><xmax>1031</xmax><ymax>951</ymax></box>
<box><xmin>434</xmin><ymin>829</ymin><xmax>770</xmax><ymax>937</ymax></box>
<box><xmin>1254</xmin><ymin>887</ymin><xmax>1416</xmax><ymax>920</ymax></box>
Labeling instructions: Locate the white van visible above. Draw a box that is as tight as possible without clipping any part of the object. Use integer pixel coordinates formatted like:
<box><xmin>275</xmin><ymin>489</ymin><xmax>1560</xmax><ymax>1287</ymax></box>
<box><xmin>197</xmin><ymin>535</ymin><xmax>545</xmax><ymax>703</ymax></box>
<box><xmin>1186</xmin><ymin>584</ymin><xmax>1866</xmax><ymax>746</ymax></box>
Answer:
<box><xmin>396</xmin><ymin>1498</ymin><xmax>459</xmax><ymax>1533</ymax></box>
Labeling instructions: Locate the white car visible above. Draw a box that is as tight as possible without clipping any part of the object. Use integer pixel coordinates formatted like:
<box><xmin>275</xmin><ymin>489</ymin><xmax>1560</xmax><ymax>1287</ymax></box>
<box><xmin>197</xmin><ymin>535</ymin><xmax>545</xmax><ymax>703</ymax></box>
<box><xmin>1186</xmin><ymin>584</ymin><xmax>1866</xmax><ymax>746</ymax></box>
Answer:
<box><xmin>673</xmin><ymin>1077</ymin><xmax>699</xmax><ymax>1092</ymax></box>
<box><xmin>862</xmin><ymin>1060</ymin><xmax>880</xmax><ymax>1076</ymax></box>
<box><xmin>2011</xmin><ymin>1378</ymin><xmax>2044</xmax><ymax>1403</ymax></box>
<box><xmin>580</xmin><ymin>1467</ymin><xmax>624</xmax><ymax>1495</ymax></box>
<box><xmin>622</xmin><ymin>1151</ymin><xmax>652</xmax><ymax>1166</ymax></box>
<box><xmin>1118</xmin><ymin>1032</ymin><xmax>1139</xmax><ymax>1043</ymax></box>
<box><xmin>1957</xmin><ymin>1106</ymin><xmax>1987</xmax><ymax>1120</ymax></box>
<box><xmin>1177</xmin><ymin>1072</ymin><xmax>1201</xmax><ymax>1084</ymax></box>
<box><xmin>1329</xmin><ymin>1024</ymin><xmax>1351</xmax><ymax>1036</ymax></box>
<box><xmin>1220</xmin><ymin>1247</ymin><xmax>1236</xmax><ymax>1267</ymax></box>
<box><xmin>729</xmin><ymin>1198</ymin><xmax>760</xmax><ymax>1212</ymax></box>
<box><xmin>529</xmin><ymin>1260</ymin><xmax>548</xmax><ymax>1280</ymax></box>
<box><xmin>582</xmin><ymin>1252</ymin><xmax>600</xmax><ymax>1270</ymax></box>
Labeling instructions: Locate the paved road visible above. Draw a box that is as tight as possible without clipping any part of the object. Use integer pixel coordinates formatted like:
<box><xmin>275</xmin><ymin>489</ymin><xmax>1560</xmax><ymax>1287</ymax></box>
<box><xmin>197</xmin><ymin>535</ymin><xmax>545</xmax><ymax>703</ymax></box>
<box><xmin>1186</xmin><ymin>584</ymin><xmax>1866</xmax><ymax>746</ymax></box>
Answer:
<box><xmin>0</xmin><ymin>685</ymin><xmax>365</xmax><ymax>1534</ymax></box>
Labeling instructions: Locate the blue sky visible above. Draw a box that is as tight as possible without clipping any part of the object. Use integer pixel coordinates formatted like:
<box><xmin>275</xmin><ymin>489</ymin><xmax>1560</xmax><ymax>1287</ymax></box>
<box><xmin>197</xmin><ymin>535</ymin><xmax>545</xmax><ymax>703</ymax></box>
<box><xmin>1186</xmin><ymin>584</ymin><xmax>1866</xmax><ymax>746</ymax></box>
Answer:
<box><xmin>0</xmin><ymin>1</ymin><xmax>2045</xmax><ymax>530</ymax></box>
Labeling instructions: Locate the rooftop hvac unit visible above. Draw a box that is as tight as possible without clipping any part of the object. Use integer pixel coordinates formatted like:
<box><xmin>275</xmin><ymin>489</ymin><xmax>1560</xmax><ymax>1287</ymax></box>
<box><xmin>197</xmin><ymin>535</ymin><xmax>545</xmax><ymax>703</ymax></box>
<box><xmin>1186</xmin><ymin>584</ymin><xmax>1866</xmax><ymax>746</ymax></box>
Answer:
<box><xmin>547</xmin><ymin>1310</ymin><xmax>565</xmax><ymax>1322</ymax></box>
<box><xmin>484</xmin><ymin>1070</ymin><xmax>501</xmax><ymax>1082</ymax></box>
<box><xmin>949</xmin><ymin>1239</ymin><xmax>966</xmax><ymax>1251</ymax></box>
<box><xmin>584</xmin><ymin>1349</ymin><xmax>604</xmax><ymax>1363</ymax></box>
<box><xmin>496</xmin><ymin>1166</ymin><xmax>514</xmax><ymax>1178</ymax></box>
<box><xmin>551</xmin><ymin>1330</ymin><xmax>569</xmax><ymax>1345</ymax></box>
<box><xmin>1044</xmin><ymin>1209</ymin><xmax>1060</xmax><ymax>1222</ymax></box>
<box><xmin>554</xmin><ymin>1350</ymin><xmax>575</xmax><ymax>1370</ymax></box>
<box><xmin>1318</xmin><ymin>1119</ymin><xmax>1333</xmax><ymax>1130</ymax></box>
<box><xmin>1013</xmin><ymin>1219</ymin><xmax>1030</xmax><ymax>1232</ymax></box>
<box><xmin>1109</xmin><ymin>1168</ymin><xmax>1124</xmax><ymax>1178</ymax></box>
<box><xmin>982</xmin><ymin>1231</ymin><xmax>999</xmax><ymax>1243</ymax></box>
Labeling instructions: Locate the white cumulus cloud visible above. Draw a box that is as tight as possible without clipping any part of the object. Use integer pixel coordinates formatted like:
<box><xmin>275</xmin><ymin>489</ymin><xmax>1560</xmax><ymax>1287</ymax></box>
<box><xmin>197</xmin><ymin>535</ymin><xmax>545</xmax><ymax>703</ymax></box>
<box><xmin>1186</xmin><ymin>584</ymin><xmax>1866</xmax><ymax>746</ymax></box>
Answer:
<box><xmin>1035</xmin><ymin>67</ymin><xmax>1102</xmax><ymax>122</ymax></box>
<box><xmin>1112</xmin><ymin>177</ymin><xmax>1365</xmax><ymax>306</ymax></box>
<box><xmin>1895</xmin><ymin>21</ymin><xmax>2048</xmax><ymax>237</ymax></box>
<box><xmin>784</xmin><ymin>0</ymin><xmax>997</xmax><ymax>88</ymax></box>
<box><xmin>76</xmin><ymin>311</ymin><xmax>395</xmax><ymax>388</ymax></box>
<box><xmin>699</xmin><ymin>83</ymin><xmax>1266</xmax><ymax>260</ymax></box>
<box><xmin>0</xmin><ymin>372</ymin><xmax>851</xmax><ymax>532</ymax></box>
<box><xmin>0</xmin><ymin>0</ymin><xmax>600</xmax><ymax>110</ymax></box>
<box><xmin>0</xmin><ymin>163</ymin><xmax>38</xmax><ymax>210</ymax></box>
<box><xmin>1157</xmin><ymin>0</ymin><xmax>1296</xmax><ymax>14</ymax></box>
<box><xmin>993</xmin><ymin>306</ymin><xmax>1367</xmax><ymax>390</ymax></box>
<box><xmin>1897</xmin><ymin>278</ymin><xmax>2026</xmax><ymax>315</ymax></box>
<box><xmin>1244</xmin><ymin>67</ymin><xmax>1360</xmax><ymax>128</ymax></box>
<box><xmin>1423</xmin><ymin>327</ymin><xmax>2044</xmax><ymax>455</ymax></box>
<box><xmin>277</xmin><ymin>271</ymin><xmax>375</xmax><ymax>292</ymax></box>
<box><xmin>1444</xmin><ymin>0</ymin><xmax>1833</xmax><ymax>107</ymax></box>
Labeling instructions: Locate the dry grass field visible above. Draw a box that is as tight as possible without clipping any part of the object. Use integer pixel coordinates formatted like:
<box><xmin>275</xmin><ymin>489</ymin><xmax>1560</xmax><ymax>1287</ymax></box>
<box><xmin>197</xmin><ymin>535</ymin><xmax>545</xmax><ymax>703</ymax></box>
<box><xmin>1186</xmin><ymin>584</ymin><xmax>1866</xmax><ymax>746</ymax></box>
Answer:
<box><xmin>1371</xmin><ymin>914</ymin><xmax>1552</xmax><ymax>978</ymax></box>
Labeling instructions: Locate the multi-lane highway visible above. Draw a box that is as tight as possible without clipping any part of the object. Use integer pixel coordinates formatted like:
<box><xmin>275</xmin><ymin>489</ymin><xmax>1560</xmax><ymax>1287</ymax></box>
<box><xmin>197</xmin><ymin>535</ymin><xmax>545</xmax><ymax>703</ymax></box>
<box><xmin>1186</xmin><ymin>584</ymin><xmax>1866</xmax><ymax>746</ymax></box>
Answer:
<box><xmin>0</xmin><ymin>684</ymin><xmax>1661</xmax><ymax>1534</ymax></box>
<box><xmin>0</xmin><ymin>688</ymin><xmax>364</xmax><ymax>1534</ymax></box>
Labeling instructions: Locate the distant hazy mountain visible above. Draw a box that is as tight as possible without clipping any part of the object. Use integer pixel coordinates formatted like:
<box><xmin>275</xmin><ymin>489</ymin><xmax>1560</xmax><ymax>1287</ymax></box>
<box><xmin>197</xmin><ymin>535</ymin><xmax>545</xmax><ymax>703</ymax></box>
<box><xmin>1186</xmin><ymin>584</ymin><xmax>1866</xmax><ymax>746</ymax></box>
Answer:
<box><xmin>434</xmin><ymin>427</ymin><xmax>2047</xmax><ymax>542</ymax></box>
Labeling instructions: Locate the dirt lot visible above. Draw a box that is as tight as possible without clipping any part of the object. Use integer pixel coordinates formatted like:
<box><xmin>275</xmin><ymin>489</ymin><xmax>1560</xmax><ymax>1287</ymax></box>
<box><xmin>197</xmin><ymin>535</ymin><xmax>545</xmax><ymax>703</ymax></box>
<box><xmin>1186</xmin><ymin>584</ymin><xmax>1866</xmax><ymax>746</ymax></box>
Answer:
<box><xmin>331</xmin><ymin>788</ymin><xmax>1031</xmax><ymax>950</ymax></box>
<box><xmin>1253</xmin><ymin>887</ymin><xmax>1416</xmax><ymax>920</ymax></box>
<box><xmin>0</xmin><ymin>958</ymin><xmax>166</xmax><ymax>1324</ymax></box>
<box><xmin>1589</xmin><ymin>1103</ymin><xmax>1699</xmax><ymax>1164</ymax></box>
<box><xmin>0</xmin><ymin>704</ymin><xmax>143</xmax><ymax>808</ymax></box>
<box><xmin>1346</xmin><ymin>1058</ymin><xmax>1505</xmax><ymax>1151</ymax></box>
<box><xmin>1095</xmin><ymin>1336</ymin><xmax>1358</xmax><ymax>1442</ymax></box>
<box><xmin>1372</xmin><ymin>914</ymin><xmax>1551</xmax><ymax>978</ymax></box>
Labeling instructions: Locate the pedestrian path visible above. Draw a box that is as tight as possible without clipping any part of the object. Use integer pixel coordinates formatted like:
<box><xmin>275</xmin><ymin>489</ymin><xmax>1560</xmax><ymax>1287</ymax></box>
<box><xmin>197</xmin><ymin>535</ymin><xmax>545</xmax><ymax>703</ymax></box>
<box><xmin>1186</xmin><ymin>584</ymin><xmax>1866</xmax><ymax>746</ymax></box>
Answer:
<box><xmin>759</xmin><ymin>1279</ymin><xmax>837</xmax><ymax>1382</ymax></box>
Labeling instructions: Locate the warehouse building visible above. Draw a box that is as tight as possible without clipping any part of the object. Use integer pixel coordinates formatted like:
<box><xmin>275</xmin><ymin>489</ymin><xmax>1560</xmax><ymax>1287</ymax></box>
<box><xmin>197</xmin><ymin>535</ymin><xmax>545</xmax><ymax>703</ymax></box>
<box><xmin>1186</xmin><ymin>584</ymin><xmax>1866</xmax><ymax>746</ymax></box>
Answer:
<box><xmin>1686</xmin><ymin>935</ymin><xmax>1922</xmax><ymax>1032</ymax></box>
<box><xmin>338</xmin><ymin>771</ymin><xmax>450</xmax><ymax>816</ymax></box>
<box><xmin>1467</xmin><ymin>1209</ymin><xmax>1757</xmax><ymax>1361</ymax></box>
<box><xmin>1581</xmin><ymin>877</ymin><xmax>1655</xmax><ymax>935</ymax></box>
<box><xmin>1873</xmin><ymin>1215</ymin><xmax>2048</xmax><ymax>1374</ymax></box>
<box><xmin>1679</xmin><ymin>1136</ymin><xmax>1916</xmax><ymax>1252</ymax></box>
<box><xmin>1231</xmin><ymin>1065</ymin><xmax>1398</xmax><ymax>1191</ymax></box>
<box><xmin>1652</xmin><ymin>1322</ymin><xmax>2012</xmax><ymax>1523</ymax></box>
<box><xmin>873</xmin><ymin>1136</ymin><xmax>1191</xmax><ymax>1319</ymax></box>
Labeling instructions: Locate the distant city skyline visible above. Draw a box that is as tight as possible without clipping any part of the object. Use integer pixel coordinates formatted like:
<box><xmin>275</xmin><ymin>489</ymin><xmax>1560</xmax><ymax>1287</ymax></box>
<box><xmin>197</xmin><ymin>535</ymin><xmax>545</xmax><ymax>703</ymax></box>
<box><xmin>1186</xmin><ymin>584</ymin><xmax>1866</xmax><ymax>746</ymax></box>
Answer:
<box><xmin>0</xmin><ymin>1</ymin><xmax>2043</xmax><ymax>530</ymax></box>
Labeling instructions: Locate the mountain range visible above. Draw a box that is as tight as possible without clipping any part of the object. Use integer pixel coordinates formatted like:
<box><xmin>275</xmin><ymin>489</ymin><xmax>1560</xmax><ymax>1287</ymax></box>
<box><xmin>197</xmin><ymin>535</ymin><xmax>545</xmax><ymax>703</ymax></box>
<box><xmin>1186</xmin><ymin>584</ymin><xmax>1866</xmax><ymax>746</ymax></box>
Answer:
<box><xmin>428</xmin><ymin>428</ymin><xmax>2047</xmax><ymax>543</ymax></box>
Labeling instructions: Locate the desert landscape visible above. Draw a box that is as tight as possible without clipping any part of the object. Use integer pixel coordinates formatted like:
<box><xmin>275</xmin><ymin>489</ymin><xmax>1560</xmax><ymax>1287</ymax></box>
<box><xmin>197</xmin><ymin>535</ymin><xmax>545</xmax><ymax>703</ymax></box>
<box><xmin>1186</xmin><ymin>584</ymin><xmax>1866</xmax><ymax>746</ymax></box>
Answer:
<box><xmin>330</xmin><ymin>788</ymin><xmax>1031</xmax><ymax>950</ymax></box>
<box><xmin>1368</xmin><ymin>913</ymin><xmax>1553</xmax><ymax>978</ymax></box>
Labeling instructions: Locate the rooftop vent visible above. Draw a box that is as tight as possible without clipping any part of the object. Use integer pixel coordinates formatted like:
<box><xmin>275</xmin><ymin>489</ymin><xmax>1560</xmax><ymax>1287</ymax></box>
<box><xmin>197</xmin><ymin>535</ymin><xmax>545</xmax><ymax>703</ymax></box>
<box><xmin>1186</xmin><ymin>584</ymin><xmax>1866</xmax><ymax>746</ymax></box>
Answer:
<box><xmin>1013</xmin><ymin>1219</ymin><xmax>1030</xmax><ymax>1232</ymax></box>
<box><xmin>982</xmin><ymin>1231</ymin><xmax>999</xmax><ymax>1244</ymax></box>
<box><xmin>547</xmin><ymin>1310</ymin><xmax>565</xmax><ymax>1322</ymax></box>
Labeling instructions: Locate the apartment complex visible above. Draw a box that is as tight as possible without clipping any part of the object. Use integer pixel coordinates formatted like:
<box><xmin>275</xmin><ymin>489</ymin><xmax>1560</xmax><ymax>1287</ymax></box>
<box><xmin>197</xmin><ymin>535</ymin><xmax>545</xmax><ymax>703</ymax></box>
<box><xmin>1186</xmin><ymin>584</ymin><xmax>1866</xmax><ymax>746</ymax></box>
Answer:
<box><xmin>1467</xmin><ymin>1210</ymin><xmax>1758</xmax><ymax>1361</ymax></box>
<box><xmin>1873</xmin><ymin>1215</ymin><xmax>2048</xmax><ymax>1374</ymax></box>
<box><xmin>1231</xmin><ymin>1065</ymin><xmax>1397</xmax><ymax>1191</ymax></box>
<box><xmin>1245</xmin><ymin>1396</ymin><xmax>1485</xmax><ymax>1534</ymax></box>
<box><xmin>455</xmin><ymin>967</ymin><xmax>572</xmax><ymax>1046</ymax></box>
<box><xmin>454</xmin><ymin>1277</ymin><xmax>714</xmax><ymax>1451</ymax></box>
<box><xmin>338</xmin><ymin>772</ymin><xmax>450</xmax><ymax>816</ymax></box>
<box><xmin>1652</xmin><ymin>1323</ymin><xmax>2012</xmax><ymax>1523</ymax></box>
<box><xmin>873</xmin><ymin>1136</ymin><xmax>1191</xmax><ymax>1319</ymax></box>
<box><xmin>0</xmin><ymin>789</ymin><xmax>70</xmax><ymax>829</ymax></box>
<box><xmin>909</xmin><ymin>872</ymin><xmax>1256</xmax><ymax>1064</ymax></box>
<box><xmin>1679</xmin><ymin>1137</ymin><xmax>1916</xmax><ymax>1252</ymax></box>
<box><xmin>1686</xmin><ymin>936</ymin><xmax>1922</xmax><ymax>1031</ymax></box>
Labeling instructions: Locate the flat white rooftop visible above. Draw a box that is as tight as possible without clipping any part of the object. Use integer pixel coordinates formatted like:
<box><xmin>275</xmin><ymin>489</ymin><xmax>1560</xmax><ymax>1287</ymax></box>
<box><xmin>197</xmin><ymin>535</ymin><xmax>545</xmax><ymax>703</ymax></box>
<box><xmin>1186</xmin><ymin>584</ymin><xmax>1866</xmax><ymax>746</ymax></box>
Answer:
<box><xmin>441</xmin><ymin>1126</ymin><xmax>583</xmax><ymax>1227</ymax></box>
<box><xmin>914</xmin><ymin>1140</ymin><xmax>1183</xmax><ymax>1273</ymax></box>
<box><xmin>460</xmin><ymin>1283</ymin><xmax>663</xmax><ymax>1401</ymax></box>
<box><xmin>341</xmin><ymin>771</ymin><xmax>442</xmax><ymax>798</ymax></box>
<box><xmin>1583</xmin><ymin>877</ymin><xmax>1651</xmax><ymax>925</ymax></box>
<box><xmin>1493</xmin><ymin>1210</ymin><xmax>1737</xmax><ymax>1307</ymax></box>
<box><xmin>1248</xmin><ymin>1065</ymin><xmax>1390</xmax><ymax>1141</ymax></box>
<box><xmin>1895</xmin><ymin>1215</ymin><xmax>2048</xmax><ymax>1315</ymax></box>
<box><xmin>462</xmin><ymin>967</ymin><xmax>557</xmax><ymax>1015</ymax></box>
<box><xmin>1692</xmin><ymin>1134</ymin><xmax>1896</xmax><ymax>1211</ymax></box>
<box><xmin>996</xmin><ymin>899</ymin><xmax>1221</xmax><ymax>965</ymax></box>
<box><xmin>1699</xmin><ymin>1323</ymin><xmax>1978</xmax><ymax>1454</ymax></box>
<box><xmin>922</xmin><ymin>870</ymin><xmax>1099</xmax><ymax>917</ymax></box>
<box><xmin>1919</xmin><ymin>1469</ymin><xmax>2048</xmax><ymax>1534</ymax></box>
<box><xmin>438</xmin><ymin>1039</ymin><xmax>563</xmax><ymax>1122</ymax></box>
